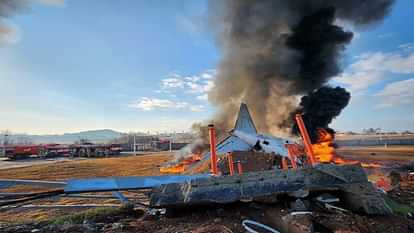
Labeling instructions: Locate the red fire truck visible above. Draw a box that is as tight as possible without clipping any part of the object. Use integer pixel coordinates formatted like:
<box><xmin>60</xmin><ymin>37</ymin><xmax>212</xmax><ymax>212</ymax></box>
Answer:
<box><xmin>6</xmin><ymin>145</ymin><xmax>40</xmax><ymax>159</ymax></box>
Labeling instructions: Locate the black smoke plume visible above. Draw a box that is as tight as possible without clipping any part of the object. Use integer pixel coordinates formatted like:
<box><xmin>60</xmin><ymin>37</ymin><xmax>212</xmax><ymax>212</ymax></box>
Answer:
<box><xmin>285</xmin><ymin>7</ymin><xmax>353</xmax><ymax>93</ymax></box>
<box><xmin>200</xmin><ymin>0</ymin><xmax>394</xmax><ymax>139</ymax></box>
<box><xmin>292</xmin><ymin>86</ymin><xmax>351</xmax><ymax>143</ymax></box>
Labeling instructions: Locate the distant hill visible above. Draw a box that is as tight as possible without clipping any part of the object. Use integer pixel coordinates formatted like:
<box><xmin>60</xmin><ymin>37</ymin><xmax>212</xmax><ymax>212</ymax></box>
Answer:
<box><xmin>9</xmin><ymin>129</ymin><xmax>124</xmax><ymax>144</ymax></box>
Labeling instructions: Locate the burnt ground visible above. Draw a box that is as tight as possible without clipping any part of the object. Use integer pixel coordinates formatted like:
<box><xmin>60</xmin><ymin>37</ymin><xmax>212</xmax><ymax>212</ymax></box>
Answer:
<box><xmin>0</xmin><ymin>148</ymin><xmax>413</xmax><ymax>232</ymax></box>
<box><xmin>1</xmin><ymin>202</ymin><xmax>413</xmax><ymax>233</ymax></box>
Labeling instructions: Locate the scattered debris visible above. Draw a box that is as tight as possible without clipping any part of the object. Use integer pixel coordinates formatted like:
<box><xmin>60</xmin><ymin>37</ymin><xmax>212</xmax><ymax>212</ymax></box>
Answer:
<box><xmin>151</xmin><ymin>164</ymin><xmax>391</xmax><ymax>215</ymax></box>
<box><xmin>1</xmin><ymin>103</ymin><xmax>414</xmax><ymax>232</ymax></box>
<box><xmin>316</xmin><ymin>193</ymin><xmax>339</xmax><ymax>204</ymax></box>
<box><xmin>242</xmin><ymin>219</ymin><xmax>280</xmax><ymax>233</ymax></box>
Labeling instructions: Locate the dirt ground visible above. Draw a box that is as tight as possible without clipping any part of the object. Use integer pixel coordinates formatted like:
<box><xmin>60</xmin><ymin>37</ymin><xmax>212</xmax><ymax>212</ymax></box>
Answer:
<box><xmin>337</xmin><ymin>145</ymin><xmax>414</xmax><ymax>170</ymax></box>
<box><xmin>1</xmin><ymin>200</ymin><xmax>413</xmax><ymax>233</ymax></box>
<box><xmin>0</xmin><ymin>157</ymin><xmax>87</xmax><ymax>170</ymax></box>
<box><xmin>0</xmin><ymin>153</ymin><xmax>172</xmax><ymax>181</ymax></box>
<box><xmin>0</xmin><ymin>148</ymin><xmax>414</xmax><ymax>232</ymax></box>
<box><xmin>0</xmin><ymin>146</ymin><xmax>412</xmax><ymax>181</ymax></box>
<box><xmin>0</xmin><ymin>153</ymin><xmax>172</xmax><ymax>223</ymax></box>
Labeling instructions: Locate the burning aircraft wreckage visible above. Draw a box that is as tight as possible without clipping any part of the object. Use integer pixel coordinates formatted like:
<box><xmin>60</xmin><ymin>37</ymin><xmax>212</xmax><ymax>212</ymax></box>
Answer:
<box><xmin>2</xmin><ymin>0</ymin><xmax>414</xmax><ymax>232</ymax></box>
<box><xmin>2</xmin><ymin>102</ymin><xmax>413</xmax><ymax>232</ymax></box>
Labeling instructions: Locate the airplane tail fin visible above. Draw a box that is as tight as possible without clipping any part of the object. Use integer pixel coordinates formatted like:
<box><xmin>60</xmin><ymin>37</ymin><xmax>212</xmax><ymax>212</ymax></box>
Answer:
<box><xmin>234</xmin><ymin>103</ymin><xmax>257</xmax><ymax>134</ymax></box>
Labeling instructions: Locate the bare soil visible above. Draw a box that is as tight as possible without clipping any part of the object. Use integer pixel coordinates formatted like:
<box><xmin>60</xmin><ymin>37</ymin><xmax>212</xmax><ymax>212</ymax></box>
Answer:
<box><xmin>0</xmin><ymin>149</ymin><xmax>414</xmax><ymax>232</ymax></box>
<box><xmin>0</xmin><ymin>153</ymin><xmax>172</xmax><ymax>181</ymax></box>
<box><xmin>337</xmin><ymin>145</ymin><xmax>414</xmax><ymax>169</ymax></box>
<box><xmin>0</xmin><ymin>153</ymin><xmax>172</xmax><ymax>222</ymax></box>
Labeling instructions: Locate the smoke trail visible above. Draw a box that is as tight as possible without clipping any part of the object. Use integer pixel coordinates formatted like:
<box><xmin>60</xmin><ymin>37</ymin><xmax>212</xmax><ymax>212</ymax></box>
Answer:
<box><xmin>292</xmin><ymin>86</ymin><xmax>351</xmax><ymax>143</ymax></box>
<box><xmin>204</xmin><ymin>0</ymin><xmax>394</xmax><ymax>137</ymax></box>
<box><xmin>0</xmin><ymin>0</ymin><xmax>28</xmax><ymax>46</ymax></box>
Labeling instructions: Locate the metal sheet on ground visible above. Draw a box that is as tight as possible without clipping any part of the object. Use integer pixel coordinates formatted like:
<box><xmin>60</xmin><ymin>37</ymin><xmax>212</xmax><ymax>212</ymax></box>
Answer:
<box><xmin>65</xmin><ymin>174</ymin><xmax>210</xmax><ymax>193</ymax></box>
<box><xmin>0</xmin><ymin>179</ymin><xmax>66</xmax><ymax>189</ymax></box>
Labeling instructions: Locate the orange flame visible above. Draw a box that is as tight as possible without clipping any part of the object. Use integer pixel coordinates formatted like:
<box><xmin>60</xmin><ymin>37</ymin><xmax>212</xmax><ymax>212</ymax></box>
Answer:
<box><xmin>311</xmin><ymin>128</ymin><xmax>382</xmax><ymax>168</ymax></box>
<box><xmin>375</xmin><ymin>177</ymin><xmax>392</xmax><ymax>191</ymax></box>
<box><xmin>312</xmin><ymin>128</ymin><xmax>343</xmax><ymax>163</ymax></box>
<box><xmin>160</xmin><ymin>153</ymin><xmax>201</xmax><ymax>174</ymax></box>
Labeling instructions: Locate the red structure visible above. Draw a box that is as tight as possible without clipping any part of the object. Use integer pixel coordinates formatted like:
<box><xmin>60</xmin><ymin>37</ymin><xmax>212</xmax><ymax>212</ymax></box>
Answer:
<box><xmin>208</xmin><ymin>124</ymin><xmax>218</xmax><ymax>175</ymax></box>
<box><xmin>295</xmin><ymin>114</ymin><xmax>317</xmax><ymax>166</ymax></box>
<box><xmin>236</xmin><ymin>161</ymin><xmax>243</xmax><ymax>174</ymax></box>
<box><xmin>227</xmin><ymin>152</ymin><xmax>235</xmax><ymax>175</ymax></box>
<box><xmin>11</xmin><ymin>145</ymin><xmax>40</xmax><ymax>159</ymax></box>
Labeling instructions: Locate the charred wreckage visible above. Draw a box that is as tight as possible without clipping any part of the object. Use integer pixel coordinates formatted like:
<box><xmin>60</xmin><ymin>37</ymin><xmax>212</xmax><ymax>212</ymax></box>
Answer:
<box><xmin>0</xmin><ymin>104</ymin><xmax>393</xmax><ymax>217</ymax></box>
<box><xmin>1</xmin><ymin>0</ymin><xmax>412</xmax><ymax>231</ymax></box>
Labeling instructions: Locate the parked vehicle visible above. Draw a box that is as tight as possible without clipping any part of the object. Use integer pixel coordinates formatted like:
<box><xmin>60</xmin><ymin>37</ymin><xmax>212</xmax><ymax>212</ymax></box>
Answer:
<box><xmin>39</xmin><ymin>144</ymin><xmax>71</xmax><ymax>158</ymax></box>
<box><xmin>5</xmin><ymin>143</ymin><xmax>122</xmax><ymax>160</ymax></box>
<box><xmin>7</xmin><ymin>145</ymin><xmax>40</xmax><ymax>159</ymax></box>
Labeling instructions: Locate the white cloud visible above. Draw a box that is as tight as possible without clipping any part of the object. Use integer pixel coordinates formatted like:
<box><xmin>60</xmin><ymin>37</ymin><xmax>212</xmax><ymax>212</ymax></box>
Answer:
<box><xmin>184</xmin><ymin>75</ymin><xmax>200</xmax><ymax>82</ymax></box>
<box><xmin>351</xmin><ymin>52</ymin><xmax>414</xmax><ymax>74</ymax></box>
<box><xmin>201</xmin><ymin>69</ymin><xmax>216</xmax><ymax>79</ymax></box>
<box><xmin>129</xmin><ymin>97</ymin><xmax>205</xmax><ymax>112</ymax></box>
<box><xmin>334</xmin><ymin>71</ymin><xmax>384</xmax><ymax>91</ymax></box>
<box><xmin>128</xmin><ymin>98</ymin><xmax>186</xmax><ymax>111</ymax></box>
<box><xmin>376</xmin><ymin>79</ymin><xmax>414</xmax><ymax>108</ymax></box>
<box><xmin>185</xmin><ymin>79</ymin><xmax>214</xmax><ymax>94</ymax></box>
<box><xmin>399</xmin><ymin>43</ymin><xmax>414</xmax><ymax>51</ymax></box>
<box><xmin>161</xmin><ymin>78</ymin><xmax>185</xmax><ymax>89</ymax></box>
<box><xmin>196</xmin><ymin>94</ymin><xmax>208</xmax><ymax>100</ymax></box>
<box><xmin>160</xmin><ymin>69</ymin><xmax>216</xmax><ymax>98</ymax></box>
<box><xmin>335</xmin><ymin>50</ymin><xmax>414</xmax><ymax>91</ymax></box>
<box><xmin>189</xmin><ymin>105</ymin><xmax>205</xmax><ymax>112</ymax></box>
<box><xmin>137</xmin><ymin>70</ymin><xmax>214</xmax><ymax>114</ymax></box>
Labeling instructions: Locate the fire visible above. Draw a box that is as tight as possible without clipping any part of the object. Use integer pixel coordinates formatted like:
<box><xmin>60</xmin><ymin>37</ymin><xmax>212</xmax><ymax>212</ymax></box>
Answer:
<box><xmin>160</xmin><ymin>153</ymin><xmax>201</xmax><ymax>174</ymax></box>
<box><xmin>311</xmin><ymin>128</ymin><xmax>382</xmax><ymax>168</ymax></box>
<box><xmin>312</xmin><ymin>128</ymin><xmax>344</xmax><ymax>164</ymax></box>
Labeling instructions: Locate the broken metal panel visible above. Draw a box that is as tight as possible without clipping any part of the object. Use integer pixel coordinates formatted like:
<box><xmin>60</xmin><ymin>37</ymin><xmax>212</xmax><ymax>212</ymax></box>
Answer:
<box><xmin>150</xmin><ymin>164</ymin><xmax>391</xmax><ymax>215</ymax></box>
<box><xmin>64</xmin><ymin>174</ymin><xmax>209</xmax><ymax>193</ymax></box>
<box><xmin>1</xmin><ymin>204</ymin><xmax>121</xmax><ymax>209</ymax></box>
<box><xmin>187</xmin><ymin>135</ymin><xmax>252</xmax><ymax>173</ymax></box>
<box><xmin>0</xmin><ymin>179</ymin><xmax>66</xmax><ymax>189</ymax></box>
<box><xmin>206</xmin><ymin>135</ymin><xmax>252</xmax><ymax>157</ymax></box>
<box><xmin>339</xmin><ymin>182</ymin><xmax>393</xmax><ymax>215</ymax></box>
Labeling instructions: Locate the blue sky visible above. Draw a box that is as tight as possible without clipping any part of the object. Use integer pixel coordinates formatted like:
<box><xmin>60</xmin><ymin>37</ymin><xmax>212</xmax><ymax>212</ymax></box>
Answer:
<box><xmin>0</xmin><ymin>0</ymin><xmax>413</xmax><ymax>134</ymax></box>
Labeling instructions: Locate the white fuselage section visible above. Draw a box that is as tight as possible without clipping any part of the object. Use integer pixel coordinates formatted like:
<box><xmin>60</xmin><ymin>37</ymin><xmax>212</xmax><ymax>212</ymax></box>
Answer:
<box><xmin>233</xmin><ymin>130</ymin><xmax>290</xmax><ymax>157</ymax></box>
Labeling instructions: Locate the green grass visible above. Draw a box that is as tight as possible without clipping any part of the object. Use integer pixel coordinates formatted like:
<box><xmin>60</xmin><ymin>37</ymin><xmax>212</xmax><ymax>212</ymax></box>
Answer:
<box><xmin>385</xmin><ymin>196</ymin><xmax>414</xmax><ymax>215</ymax></box>
<box><xmin>49</xmin><ymin>205</ymin><xmax>135</xmax><ymax>225</ymax></box>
